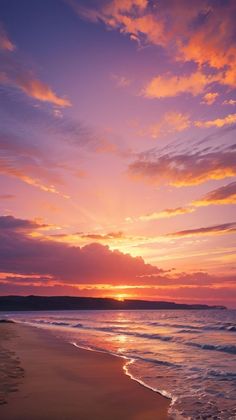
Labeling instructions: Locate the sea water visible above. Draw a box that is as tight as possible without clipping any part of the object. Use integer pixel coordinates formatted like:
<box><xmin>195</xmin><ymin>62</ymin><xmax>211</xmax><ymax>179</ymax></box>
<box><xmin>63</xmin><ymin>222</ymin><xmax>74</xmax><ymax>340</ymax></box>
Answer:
<box><xmin>4</xmin><ymin>309</ymin><xmax>236</xmax><ymax>419</ymax></box>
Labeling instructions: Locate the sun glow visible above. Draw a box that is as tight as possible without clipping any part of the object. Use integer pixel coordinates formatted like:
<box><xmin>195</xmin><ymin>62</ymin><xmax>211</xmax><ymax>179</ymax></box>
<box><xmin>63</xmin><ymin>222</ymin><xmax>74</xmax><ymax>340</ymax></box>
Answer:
<box><xmin>114</xmin><ymin>293</ymin><xmax>128</xmax><ymax>301</ymax></box>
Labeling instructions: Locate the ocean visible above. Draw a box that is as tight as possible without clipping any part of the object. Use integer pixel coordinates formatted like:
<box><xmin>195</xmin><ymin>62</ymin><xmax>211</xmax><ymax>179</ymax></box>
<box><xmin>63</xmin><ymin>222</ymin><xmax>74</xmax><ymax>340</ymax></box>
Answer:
<box><xmin>4</xmin><ymin>309</ymin><xmax>236</xmax><ymax>419</ymax></box>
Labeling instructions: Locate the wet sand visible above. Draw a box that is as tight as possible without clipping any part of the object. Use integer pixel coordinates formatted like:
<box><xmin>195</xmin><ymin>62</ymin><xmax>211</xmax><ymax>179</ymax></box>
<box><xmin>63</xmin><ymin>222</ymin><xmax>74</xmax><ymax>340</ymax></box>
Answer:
<box><xmin>0</xmin><ymin>322</ymin><xmax>170</xmax><ymax>420</ymax></box>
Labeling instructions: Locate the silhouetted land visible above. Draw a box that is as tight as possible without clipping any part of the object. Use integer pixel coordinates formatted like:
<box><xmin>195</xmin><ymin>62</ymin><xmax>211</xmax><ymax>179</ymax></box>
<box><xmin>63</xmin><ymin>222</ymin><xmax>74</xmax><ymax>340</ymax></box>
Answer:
<box><xmin>0</xmin><ymin>295</ymin><xmax>226</xmax><ymax>311</ymax></box>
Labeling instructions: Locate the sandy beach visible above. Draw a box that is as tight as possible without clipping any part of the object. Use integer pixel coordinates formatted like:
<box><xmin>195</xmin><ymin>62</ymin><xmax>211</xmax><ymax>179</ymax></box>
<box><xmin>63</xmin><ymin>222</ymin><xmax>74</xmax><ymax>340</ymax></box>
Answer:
<box><xmin>0</xmin><ymin>322</ymin><xmax>170</xmax><ymax>420</ymax></box>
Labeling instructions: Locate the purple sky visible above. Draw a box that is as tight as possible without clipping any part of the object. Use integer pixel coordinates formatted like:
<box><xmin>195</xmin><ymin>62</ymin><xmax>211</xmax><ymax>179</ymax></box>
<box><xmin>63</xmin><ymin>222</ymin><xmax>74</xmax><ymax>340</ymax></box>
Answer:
<box><xmin>0</xmin><ymin>0</ymin><xmax>236</xmax><ymax>306</ymax></box>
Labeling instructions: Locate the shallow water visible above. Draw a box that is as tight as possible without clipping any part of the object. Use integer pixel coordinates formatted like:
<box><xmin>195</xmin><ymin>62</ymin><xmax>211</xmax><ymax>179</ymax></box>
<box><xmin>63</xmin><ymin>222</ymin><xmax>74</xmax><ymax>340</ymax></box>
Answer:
<box><xmin>4</xmin><ymin>309</ymin><xmax>236</xmax><ymax>419</ymax></box>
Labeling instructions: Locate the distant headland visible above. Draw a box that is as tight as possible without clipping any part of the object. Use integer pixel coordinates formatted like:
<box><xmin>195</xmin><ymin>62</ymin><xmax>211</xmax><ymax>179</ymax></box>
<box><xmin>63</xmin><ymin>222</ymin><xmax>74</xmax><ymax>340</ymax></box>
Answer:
<box><xmin>0</xmin><ymin>295</ymin><xmax>226</xmax><ymax>311</ymax></box>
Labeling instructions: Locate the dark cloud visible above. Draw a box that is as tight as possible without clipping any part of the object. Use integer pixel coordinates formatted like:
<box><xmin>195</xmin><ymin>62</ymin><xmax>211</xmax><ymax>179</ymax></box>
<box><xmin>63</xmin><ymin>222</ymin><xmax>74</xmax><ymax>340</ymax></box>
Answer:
<box><xmin>0</xmin><ymin>216</ymin><xmax>235</xmax><ymax>304</ymax></box>
<box><xmin>0</xmin><ymin>215</ymin><xmax>47</xmax><ymax>231</ymax></box>
<box><xmin>0</xmin><ymin>215</ymin><xmax>161</xmax><ymax>284</ymax></box>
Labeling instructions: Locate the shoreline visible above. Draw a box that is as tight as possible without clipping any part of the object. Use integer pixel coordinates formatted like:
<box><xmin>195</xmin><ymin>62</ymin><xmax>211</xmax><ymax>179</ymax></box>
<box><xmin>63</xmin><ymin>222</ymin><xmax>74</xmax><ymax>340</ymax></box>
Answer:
<box><xmin>72</xmin><ymin>341</ymin><xmax>173</xmax><ymax>401</ymax></box>
<box><xmin>0</xmin><ymin>322</ymin><xmax>170</xmax><ymax>420</ymax></box>
<box><xmin>12</xmin><ymin>318</ymin><xmax>174</xmax><ymax>402</ymax></box>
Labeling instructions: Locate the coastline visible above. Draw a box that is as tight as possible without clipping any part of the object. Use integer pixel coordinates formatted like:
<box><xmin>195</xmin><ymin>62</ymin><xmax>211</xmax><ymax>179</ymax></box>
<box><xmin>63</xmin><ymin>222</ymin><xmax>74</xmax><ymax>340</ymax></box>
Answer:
<box><xmin>0</xmin><ymin>322</ymin><xmax>170</xmax><ymax>420</ymax></box>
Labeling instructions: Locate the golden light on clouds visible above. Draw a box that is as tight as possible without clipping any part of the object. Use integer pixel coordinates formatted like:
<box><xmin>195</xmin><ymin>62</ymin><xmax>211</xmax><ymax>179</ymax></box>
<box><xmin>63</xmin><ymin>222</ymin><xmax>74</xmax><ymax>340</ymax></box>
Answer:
<box><xmin>0</xmin><ymin>0</ymin><xmax>236</xmax><ymax>307</ymax></box>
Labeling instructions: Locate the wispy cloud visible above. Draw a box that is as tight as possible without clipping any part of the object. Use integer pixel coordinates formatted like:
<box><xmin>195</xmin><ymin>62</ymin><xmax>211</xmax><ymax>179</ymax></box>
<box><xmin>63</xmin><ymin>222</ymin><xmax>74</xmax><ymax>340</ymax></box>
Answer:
<box><xmin>0</xmin><ymin>24</ymin><xmax>71</xmax><ymax>107</ymax></box>
<box><xmin>0</xmin><ymin>130</ymin><xmax>68</xmax><ymax>196</ymax></box>
<box><xmin>139</xmin><ymin>207</ymin><xmax>194</xmax><ymax>221</ymax></box>
<box><xmin>17</xmin><ymin>77</ymin><xmax>71</xmax><ymax>107</ymax></box>
<box><xmin>0</xmin><ymin>25</ymin><xmax>15</xmax><ymax>51</ymax></box>
<box><xmin>148</xmin><ymin>111</ymin><xmax>190</xmax><ymax>139</ymax></box>
<box><xmin>223</xmin><ymin>99</ymin><xmax>236</xmax><ymax>106</ymax></box>
<box><xmin>139</xmin><ymin>181</ymin><xmax>236</xmax><ymax>221</ymax></box>
<box><xmin>193</xmin><ymin>182</ymin><xmax>236</xmax><ymax>206</ymax></box>
<box><xmin>129</xmin><ymin>143</ymin><xmax>236</xmax><ymax>186</ymax></box>
<box><xmin>111</xmin><ymin>73</ymin><xmax>131</xmax><ymax>87</ymax></box>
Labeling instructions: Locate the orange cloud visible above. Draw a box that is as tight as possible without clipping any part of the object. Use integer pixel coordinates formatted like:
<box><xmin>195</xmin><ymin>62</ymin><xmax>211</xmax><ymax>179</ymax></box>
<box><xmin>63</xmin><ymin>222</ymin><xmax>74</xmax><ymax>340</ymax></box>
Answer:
<box><xmin>195</xmin><ymin>113</ymin><xmax>236</xmax><ymax>128</ymax></box>
<box><xmin>72</xmin><ymin>0</ymin><xmax>236</xmax><ymax>97</ymax></box>
<box><xmin>69</xmin><ymin>0</ymin><xmax>148</xmax><ymax>25</ymax></box>
<box><xmin>143</xmin><ymin>71</ymin><xmax>219</xmax><ymax>99</ymax></box>
<box><xmin>201</xmin><ymin>92</ymin><xmax>219</xmax><ymax>105</ymax></box>
<box><xmin>175</xmin><ymin>2</ymin><xmax>236</xmax><ymax>82</ymax></box>
<box><xmin>19</xmin><ymin>78</ymin><xmax>71</xmax><ymax>107</ymax></box>
<box><xmin>2</xmin><ymin>72</ymin><xmax>71</xmax><ymax>107</ymax></box>
<box><xmin>139</xmin><ymin>207</ymin><xmax>194</xmax><ymax>221</ymax></box>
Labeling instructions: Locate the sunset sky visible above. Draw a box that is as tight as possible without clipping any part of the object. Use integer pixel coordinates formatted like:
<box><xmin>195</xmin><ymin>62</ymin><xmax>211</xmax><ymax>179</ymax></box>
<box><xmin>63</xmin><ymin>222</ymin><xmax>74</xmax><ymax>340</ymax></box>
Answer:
<box><xmin>0</xmin><ymin>0</ymin><xmax>236</xmax><ymax>307</ymax></box>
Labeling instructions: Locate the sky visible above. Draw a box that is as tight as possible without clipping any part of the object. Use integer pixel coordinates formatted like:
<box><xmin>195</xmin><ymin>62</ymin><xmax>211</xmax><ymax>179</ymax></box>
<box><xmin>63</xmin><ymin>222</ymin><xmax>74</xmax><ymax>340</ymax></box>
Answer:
<box><xmin>0</xmin><ymin>0</ymin><xmax>236</xmax><ymax>307</ymax></box>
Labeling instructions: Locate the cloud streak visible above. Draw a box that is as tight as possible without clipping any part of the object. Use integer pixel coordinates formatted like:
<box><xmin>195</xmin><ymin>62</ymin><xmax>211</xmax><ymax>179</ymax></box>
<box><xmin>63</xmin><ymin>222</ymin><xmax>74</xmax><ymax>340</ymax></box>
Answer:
<box><xmin>80</xmin><ymin>231</ymin><xmax>124</xmax><ymax>240</ymax></box>
<box><xmin>223</xmin><ymin>99</ymin><xmax>236</xmax><ymax>106</ymax></box>
<box><xmin>193</xmin><ymin>182</ymin><xmax>236</xmax><ymax>206</ymax></box>
<box><xmin>168</xmin><ymin>222</ymin><xmax>236</xmax><ymax>238</ymax></box>
<box><xmin>0</xmin><ymin>25</ymin><xmax>15</xmax><ymax>51</ymax></box>
<box><xmin>129</xmin><ymin>143</ymin><xmax>236</xmax><ymax>187</ymax></box>
<box><xmin>140</xmin><ymin>181</ymin><xmax>236</xmax><ymax>222</ymax></box>
<box><xmin>0</xmin><ymin>25</ymin><xmax>71</xmax><ymax>107</ymax></box>
<box><xmin>0</xmin><ymin>131</ymin><xmax>64</xmax><ymax>194</ymax></box>
<box><xmin>139</xmin><ymin>207</ymin><xmax>194</xmax><ymax>221</ymax></box>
